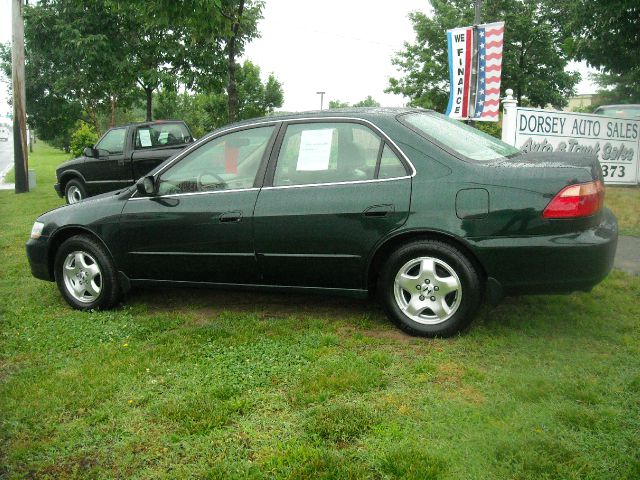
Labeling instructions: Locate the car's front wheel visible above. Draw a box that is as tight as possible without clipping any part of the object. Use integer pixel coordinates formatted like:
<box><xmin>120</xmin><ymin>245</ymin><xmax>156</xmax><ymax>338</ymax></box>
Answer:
<box><xmin>54</xmin><ymin>235</ymin><xmax>121</xmax><ymax>310</ymax></box>
<box><xmin>65</xmin><ymin>179</ymin><xmax>86</xmax><ymax>204</ymax></box>
<box><xmin>378</xmin><ymin>240</ymin><xmax>481</xmax><ymax>337</ymax></box>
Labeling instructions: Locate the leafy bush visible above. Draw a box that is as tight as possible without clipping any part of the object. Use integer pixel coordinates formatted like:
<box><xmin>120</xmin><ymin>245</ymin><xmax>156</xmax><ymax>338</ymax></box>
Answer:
<box><xmin>475</xmin><ymin>116</ymin><xmax>502</xmax><ymax>139</ymax></box>
<box><xmin>69</xmin><ymin>121</ymin><xmax>98</xmax><ymax>158</ymax></box>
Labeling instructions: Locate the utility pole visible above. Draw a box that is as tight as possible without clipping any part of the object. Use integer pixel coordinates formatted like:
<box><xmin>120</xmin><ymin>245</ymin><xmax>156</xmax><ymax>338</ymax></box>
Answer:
<box><xmin>12</xmin><ymin>0</ymin><xmax>28</xmax><ymax>193</ymax></box>
<box><xmin>316</xmin><ymin>91</ymin><xmax>325</xmax><ymax>111</ymax></box>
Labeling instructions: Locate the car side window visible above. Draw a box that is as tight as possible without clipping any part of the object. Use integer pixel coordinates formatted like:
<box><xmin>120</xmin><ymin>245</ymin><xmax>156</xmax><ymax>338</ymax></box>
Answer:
<box><xmin>95</xmin><ymin>128</ymin><xmax>126</xmax><ymax>155</ymax></box>
<box><xmin>157</xmin><ymin>125</ymin><xmax>274</xmax><ymax>195</ymax></box>
<box><xmin>378</xmin><ymin>144</ymin><xmax>408</xmax><ymax>179</ymax></box>
<box><xmin>273</xmin><ymin>123</ymin><xmax>381</xmax><ymax>186</ymax></box>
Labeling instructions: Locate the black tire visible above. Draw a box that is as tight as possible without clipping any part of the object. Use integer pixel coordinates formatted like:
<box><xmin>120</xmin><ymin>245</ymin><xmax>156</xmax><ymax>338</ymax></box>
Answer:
<box><xmin>54</xmin><ymin>235</ymin><xmax>121</xmax><ymax>310</ymax></box>
<box><xmin>64</xmin><ymin>178</ymin><xmax>86</xmax><ymax>204</ymax></box>
<box><xmin>378</xmin><ymin>240</ymin><xmax>481</xmax><ymax>337</ymax></box>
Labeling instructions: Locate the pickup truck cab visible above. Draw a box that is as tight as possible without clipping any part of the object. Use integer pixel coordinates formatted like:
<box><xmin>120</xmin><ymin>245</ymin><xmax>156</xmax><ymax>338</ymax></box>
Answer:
<box><xmin>55</xmin><ymin>120</ymin><xmax>194</xmax><ymax>203</ymax></box>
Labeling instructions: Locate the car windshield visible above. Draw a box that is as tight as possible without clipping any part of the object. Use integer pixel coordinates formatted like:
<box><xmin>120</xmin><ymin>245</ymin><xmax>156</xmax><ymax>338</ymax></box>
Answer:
<box><xmin>594</xmin><ymin>106</ymin><xmax>640</xmax><ymax>119</ymax></box>
<box><xmin>402</xmin><ymin>111</ymin><xmax>520</xmax><ymax>162</ymax></box>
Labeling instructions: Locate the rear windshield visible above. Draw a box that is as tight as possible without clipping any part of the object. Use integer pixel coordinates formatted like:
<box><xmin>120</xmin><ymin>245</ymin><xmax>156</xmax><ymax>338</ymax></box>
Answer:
<box><xmin>594</xmin><ymin>106</ymin><xmax>640</xmax><ymax>119</ymax></box>
<box><xmin>135</xmin><ymin>122</ymin><xmax>192</xmax><ymax>150</ymax></box>
<box><xmin>402</xmin><ymin>111</ymin><xmax>519</xmax><ymax>162</ymax></box>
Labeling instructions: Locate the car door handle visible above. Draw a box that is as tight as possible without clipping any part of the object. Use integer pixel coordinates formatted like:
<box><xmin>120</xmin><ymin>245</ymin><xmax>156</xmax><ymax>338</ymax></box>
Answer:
<box><xmin>363</xmin><ymin>204</ymin><xmax>394</xmax><ymax>217</ymax></box>
<box><xmin>219</xmin><ymin>211</ymin><xmax>242</xmax><ymax>223</ymax></box>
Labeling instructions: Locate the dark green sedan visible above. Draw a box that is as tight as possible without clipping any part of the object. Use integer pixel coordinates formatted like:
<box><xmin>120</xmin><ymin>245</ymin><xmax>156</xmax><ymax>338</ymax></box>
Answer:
<box><xmin>26</xmin><ymin>109</ymin><xmax>618</xmax><ymax>337</ymax></box>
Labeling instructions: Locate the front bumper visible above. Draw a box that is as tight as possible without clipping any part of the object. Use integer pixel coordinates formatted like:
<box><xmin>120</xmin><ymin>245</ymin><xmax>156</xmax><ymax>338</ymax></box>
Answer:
<box><xmin>471</xmin><ymin>208</ymin><xmax>618</xmax><ymax>295</ymax></box>
<box><xmin>54</xmin><ymin>183</ymin><xmax>63</xmax><ymax>198</ymax></box>
<box><xmin>26</xmin><ymin>237</ymin><xmax>53</xmax><ymax>281</ymax></box>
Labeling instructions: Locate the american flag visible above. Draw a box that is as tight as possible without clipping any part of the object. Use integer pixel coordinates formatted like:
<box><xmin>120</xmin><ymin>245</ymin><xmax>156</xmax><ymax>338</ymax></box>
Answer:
<box><xmin>472</xmin><ymin>22</ymin><xmax>504</xmax><ymax>121</ymax></box>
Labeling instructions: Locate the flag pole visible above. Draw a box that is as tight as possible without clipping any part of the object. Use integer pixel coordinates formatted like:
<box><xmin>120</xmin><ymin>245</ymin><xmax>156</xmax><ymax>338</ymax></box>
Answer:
<box><xmin>468</xmin><ymin>0</ymin><xmax>482</xmax><ymax>126</ymax></box>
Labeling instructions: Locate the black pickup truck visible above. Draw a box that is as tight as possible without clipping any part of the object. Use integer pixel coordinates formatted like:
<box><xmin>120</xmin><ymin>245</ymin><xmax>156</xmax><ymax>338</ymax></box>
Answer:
<box><xmin>55</xmin><ymin>120</ymin><xmax>194</xmax><ymax>203</ymax></box>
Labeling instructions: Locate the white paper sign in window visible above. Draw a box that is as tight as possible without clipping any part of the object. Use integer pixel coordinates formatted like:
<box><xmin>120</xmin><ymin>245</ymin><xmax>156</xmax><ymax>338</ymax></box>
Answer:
<box><xmin>139</xmin><ymin>129</ymin><xmax>152</xmax><ymax>147</ymax></box>
<box><xmin>296</xmin><ymin>129</ymin><xmax>333</xmax><ymax>171</ymax></box>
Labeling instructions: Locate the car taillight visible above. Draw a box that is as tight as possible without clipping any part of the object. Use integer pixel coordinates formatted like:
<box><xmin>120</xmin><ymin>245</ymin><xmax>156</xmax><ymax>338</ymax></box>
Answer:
<box><xmin>542</xmin><ymin>180</ymin><xmax>605</xmax><ymax>219</ymax></box>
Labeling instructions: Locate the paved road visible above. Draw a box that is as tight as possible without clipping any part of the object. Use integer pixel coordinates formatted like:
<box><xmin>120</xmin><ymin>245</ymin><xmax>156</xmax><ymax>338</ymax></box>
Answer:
<box><xmin>615</xmin><ymin>236</ymin><xmax>640</xmax><ymax>276</ymax></box>
<box><xmin>0</xmin><ymin>135</ymin><xmax>14</xmax><ymax>189</ymax></box>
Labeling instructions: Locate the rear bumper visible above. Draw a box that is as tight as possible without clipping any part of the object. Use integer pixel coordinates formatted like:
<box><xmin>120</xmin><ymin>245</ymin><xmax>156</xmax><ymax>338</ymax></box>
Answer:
<box><xmin>54</xmin><ymin>183</ymin><xmax>63</xmax><ymax>198</ymax></box>
<box><xmin>471</xmin><ymin>208</ymin><xmax>618</xmax><ymax>295</ymax></box>
<box><xmin>26</xmin><ymin>237</ymin><xmax>53</xmax><ymax>281</ymax></box>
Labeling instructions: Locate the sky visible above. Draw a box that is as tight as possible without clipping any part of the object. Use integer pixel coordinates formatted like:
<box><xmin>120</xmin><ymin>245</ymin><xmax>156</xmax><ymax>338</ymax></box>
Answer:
<box><xmin>0</xmin><ymin>0</ymin><xmax>597</xmax><ymax>116</ymax></box>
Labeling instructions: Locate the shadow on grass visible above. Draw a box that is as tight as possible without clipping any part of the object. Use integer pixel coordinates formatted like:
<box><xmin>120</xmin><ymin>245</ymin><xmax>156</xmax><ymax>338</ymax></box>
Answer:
<box><xmin>119</xmin><ymin>270</ymin><xmax>635</xmax><ymax>343</ymax></box>
<box><xmin>129</xmin><ymin>286</ymin><xmax>386</xmax><ymax>321</ymax></box>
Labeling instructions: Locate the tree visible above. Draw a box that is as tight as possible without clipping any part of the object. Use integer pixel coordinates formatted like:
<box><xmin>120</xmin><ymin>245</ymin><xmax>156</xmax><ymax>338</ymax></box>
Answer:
<box><xmin>154</xmin><ymin>61</ymin><xmax>283</xmax><ymax>136</ymax></box>
<box><xmin>110</xmin><ymin>1</ymin><xmax>191</xmax><ymax>121</ymax></box>
<box><xmin>563</xmin><ymin>0</ymin><xmax>640</xmax><ymax>103</ymax></box>
<box><xmin>0</xmin><ymin>0</ymin><xmax>270</xmax><ymax>146</ymax></box>
<box><xmin>329</xmin><ymin>96</ymin><xmax>380</xmax><ymax>109</ymax></box>
<box><xmin>353</xmin><ymin>96</ymin><xmax>381</xmax><ymax>107</ymax></box>
<box><xmin>328</xmin><ymin>99</ymin><xmax>350</xmax><ymax>109</ymax></box>
<box><xmin>26</xmin><ymin>1</ymin><xmax>137</xmax><ymax>126</ymax></box>
<box><xmin>387</xmin><ymin>0</ymin><xmax>579</xmax><ymax>111</ymax></box>
<box><xmin>216</xmin><ymin>0</ymin><xmax>264</xmax><ymax>123</ymax></box>
<box><xmin>123</xmin><ymin>0</ymin><xmax>265</xmax><ymax>122</ymax></box>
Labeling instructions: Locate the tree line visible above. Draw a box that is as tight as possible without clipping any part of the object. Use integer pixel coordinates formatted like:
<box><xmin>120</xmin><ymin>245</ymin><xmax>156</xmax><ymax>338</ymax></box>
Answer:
<box><xmin>2</xmin><ymin>0</ymin><xmax>637</xmax><ymax>151</ymax></box>
<box><xmin>0</xmin><ymin>0</ymin><xmax>283</xmax><ymax>151</ymax></box>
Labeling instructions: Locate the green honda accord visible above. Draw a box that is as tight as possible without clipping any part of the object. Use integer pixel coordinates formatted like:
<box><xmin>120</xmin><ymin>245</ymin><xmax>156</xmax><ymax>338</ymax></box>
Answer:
<box><xmin>26</xmin><ymin>108</ymin><xmax>617</xmax><ymax>337</ymax></box>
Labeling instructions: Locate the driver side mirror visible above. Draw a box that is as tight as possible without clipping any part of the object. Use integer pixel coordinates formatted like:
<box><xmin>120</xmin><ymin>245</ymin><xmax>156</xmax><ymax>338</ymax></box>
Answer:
<box><xmin>83</xmin><ymin>146</ymin><xmax>96</xmax><ymax>158</ymax></box>
<box><xmin>136</xmin><ymin>176</ymin><xmax>156</xmax><ymax>196</ymax></box>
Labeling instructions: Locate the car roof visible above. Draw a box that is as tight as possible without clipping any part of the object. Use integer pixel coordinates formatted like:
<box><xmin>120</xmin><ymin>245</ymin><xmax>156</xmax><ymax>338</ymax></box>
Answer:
<box><xmin>223</xmin><ymin>107</ymin><xmax>426</xmax><ymax>130</ymax></box>
<box><xmin>595</xmin><ymin>104</ymin><xmax>640</xmax><ymax>109</ymax></box>
<box><xmin>115</xmin><ymin>120</ymin><xmax>188</xmax><ymax>129</ymax></box>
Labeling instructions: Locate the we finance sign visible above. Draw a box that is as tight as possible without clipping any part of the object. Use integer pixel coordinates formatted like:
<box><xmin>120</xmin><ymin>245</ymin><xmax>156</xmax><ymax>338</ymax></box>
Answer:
<box><xmin>513</xmin><ymin>108</ymin><xmax>639</xmax><ymax>185</ymax></box>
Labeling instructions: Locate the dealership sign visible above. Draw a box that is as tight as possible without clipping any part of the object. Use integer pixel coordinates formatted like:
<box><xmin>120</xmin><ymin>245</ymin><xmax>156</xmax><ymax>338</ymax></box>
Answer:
<box><xmin>503</xmin><ymin>107</ymin><xmax>639</xmax><ymax>185</ymax></box>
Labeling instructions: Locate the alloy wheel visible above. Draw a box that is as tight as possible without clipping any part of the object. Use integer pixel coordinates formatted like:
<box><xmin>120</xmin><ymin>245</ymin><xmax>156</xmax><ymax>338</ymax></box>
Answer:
<box><xmin>62</xmin><ymin>251</ymin><xmax>102</xmax><ymax>303</ymax></box>
<box><xmin>393</xmin><ymin>256</ymin><xmax>462</xmax><ymax>324</ymax></box>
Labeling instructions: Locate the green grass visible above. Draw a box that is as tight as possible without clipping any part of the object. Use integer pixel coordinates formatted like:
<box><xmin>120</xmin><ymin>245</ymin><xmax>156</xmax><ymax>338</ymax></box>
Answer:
<box><xmin>1</xmin><ymin>142</ymin><xmax>639</xmax><ymax>479</ymax></box>
<box><xmin>606</xmin><ymin>186</ymin><xmax>640</xmax><ymax>237</ymax></box>
<box><xmin>3</xmin><ymin>166</ymin><xmax>14</xmax><ymax>183</ymax></box>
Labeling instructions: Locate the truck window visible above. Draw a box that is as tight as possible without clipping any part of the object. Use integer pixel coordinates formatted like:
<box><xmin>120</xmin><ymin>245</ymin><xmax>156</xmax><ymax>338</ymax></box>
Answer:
<box><xmin>135</xmin><ymin>123</ymin><xmax>192</xmax><ymax>150</ymax></box>
<box><xmin>95</xmin><ymin>128</ymin><xmax>126</xmax><ymax>155</ymax></box>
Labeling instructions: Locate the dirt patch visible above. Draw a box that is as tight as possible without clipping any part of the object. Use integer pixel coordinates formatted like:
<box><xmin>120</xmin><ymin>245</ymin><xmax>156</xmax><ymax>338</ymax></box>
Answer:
<box><xmin>433</xmin><ymin>361</ymin><xmax>465</xmax><ymax>385</ymax></box>
<box><xmin>362</xmin><ymin>328</ymin><xmax>416</xmax><ymax>343</ymax></box>
<box><xmin>37</xmin><ymin>455</ymin><xmax>98</xmax><ymax>477</ymax></box>
<box><xmin>336</xmin><ymin>324</ymin><xmax>416</xmax><ymax>344</ymax></box>
<box><xmin>450</xmin><ymin>385</ymin><xmax>486</xmax><ymax>405</ymax></box>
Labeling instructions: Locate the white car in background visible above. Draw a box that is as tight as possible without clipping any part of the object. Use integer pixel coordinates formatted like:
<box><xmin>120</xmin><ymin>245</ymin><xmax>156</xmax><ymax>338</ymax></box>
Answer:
<box><xmin>0</xmin><ymin>127</ymin><xmax>9</xmax><ymax>141</ymax></box>
<box><xmin>593</xmin><ymin>104</ymin><xmax>640</xmax><ymax>119</ymax></box>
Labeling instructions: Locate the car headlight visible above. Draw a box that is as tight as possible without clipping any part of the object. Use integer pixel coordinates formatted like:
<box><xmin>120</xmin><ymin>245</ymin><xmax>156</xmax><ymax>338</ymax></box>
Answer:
<box><xmin>30</xmin><ymin>221</ymin><xmax>44</xmax><ymax>239</ymax></box>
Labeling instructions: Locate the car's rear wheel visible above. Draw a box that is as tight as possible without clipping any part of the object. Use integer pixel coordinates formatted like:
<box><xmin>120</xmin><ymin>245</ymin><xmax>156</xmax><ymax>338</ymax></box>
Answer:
<box><xmin>54</xmin><ymin>235</ymin><xmax>121</xmax><ymax>310</ymax></box>
<box><xmin>378</xmin><ymin>240</ymin><xmax>481</xmax><ymax>337</ymax></box>
<box><xmin>65</xmin><ymin>179</ymin><xmax>86</xmax><ymax>204</ymax></box>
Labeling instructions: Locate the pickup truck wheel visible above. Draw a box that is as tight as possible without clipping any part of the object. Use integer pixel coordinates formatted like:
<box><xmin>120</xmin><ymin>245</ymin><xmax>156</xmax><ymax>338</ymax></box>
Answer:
<box><xmin>65</xmin><ymin>179</ymin><xmax>86</xmax><ymax>204</ymax></box>
<box><xmin>378</xmin><ymin>240</ymin><xmax>481</xmax><ymax>337</ymax></box>
<box><xmin>54</xmin><ymin>235</ymin><xmax>121</xmax><ymax>310</ymax></box>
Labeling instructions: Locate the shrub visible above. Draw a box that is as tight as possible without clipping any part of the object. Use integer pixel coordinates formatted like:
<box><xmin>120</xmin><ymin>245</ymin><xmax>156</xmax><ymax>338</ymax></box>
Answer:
<box><xmin>69</xmin><ymin>121</ymin><xmax>98</xmax><ymax>158</ymax></box>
